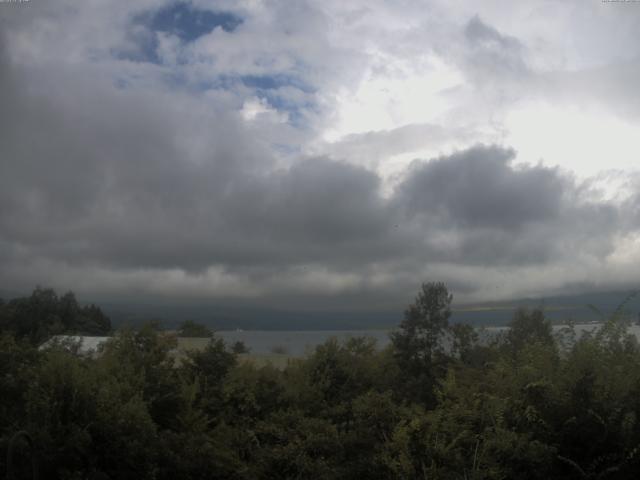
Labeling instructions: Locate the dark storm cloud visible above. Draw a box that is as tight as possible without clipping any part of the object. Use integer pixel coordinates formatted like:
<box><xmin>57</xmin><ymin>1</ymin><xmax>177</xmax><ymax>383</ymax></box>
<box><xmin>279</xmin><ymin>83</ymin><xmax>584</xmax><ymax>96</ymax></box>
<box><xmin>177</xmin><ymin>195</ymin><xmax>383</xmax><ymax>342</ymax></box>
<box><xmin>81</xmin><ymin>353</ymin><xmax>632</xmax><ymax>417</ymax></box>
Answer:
<box><xmin>0</xmin><ymin>37</ymin><xmax>397</xmax><ymax>274</ymax></box>
<box><xmin>396</xmin><ymin>145</ymin><xmax>563</xmax><ymax>230</ymax></box>
<box><xmin>0</xmin><ymin>10</ymin><xmax>637</xmax><ymax>304</ymax></box>
<box><xmin>0</xmin><ymin>30</ymin><xmax>628</xmax><ymax>291</ymax></box>
<box><xmin>89</xmin><ymin>157</ymin><xmax>397</xmax><ymax>271</ymax></box>
<box><xmin>394</xmin><ymin>145</ymin><xmax>621</xmax><ymax>265</ymax></box>
<box><xmin>224</xmin><ymin>159</ymin><xmax>391</xmax><ymax>246</ymax></box>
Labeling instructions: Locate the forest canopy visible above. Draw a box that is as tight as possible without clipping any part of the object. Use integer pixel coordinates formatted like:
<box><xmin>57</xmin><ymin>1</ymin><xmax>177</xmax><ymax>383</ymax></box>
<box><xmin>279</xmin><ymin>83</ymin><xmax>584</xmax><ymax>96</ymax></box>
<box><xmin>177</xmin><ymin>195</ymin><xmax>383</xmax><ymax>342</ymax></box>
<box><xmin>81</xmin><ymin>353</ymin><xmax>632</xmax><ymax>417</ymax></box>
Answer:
<box><xmin>2</xmin><ymin>284</ymin><xmax>640</xmax><ymax>479</ymax></box>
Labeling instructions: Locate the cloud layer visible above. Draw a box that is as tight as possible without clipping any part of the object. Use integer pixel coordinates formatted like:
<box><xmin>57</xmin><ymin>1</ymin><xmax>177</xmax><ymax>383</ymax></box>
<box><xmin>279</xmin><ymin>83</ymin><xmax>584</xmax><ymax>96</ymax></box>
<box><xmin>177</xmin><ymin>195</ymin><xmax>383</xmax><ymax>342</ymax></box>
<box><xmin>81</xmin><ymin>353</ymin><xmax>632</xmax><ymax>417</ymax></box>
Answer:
<box><xmin>1</xmin><ymin>0</ymin><xmax>640</xmax><ymax>308</ymax></box>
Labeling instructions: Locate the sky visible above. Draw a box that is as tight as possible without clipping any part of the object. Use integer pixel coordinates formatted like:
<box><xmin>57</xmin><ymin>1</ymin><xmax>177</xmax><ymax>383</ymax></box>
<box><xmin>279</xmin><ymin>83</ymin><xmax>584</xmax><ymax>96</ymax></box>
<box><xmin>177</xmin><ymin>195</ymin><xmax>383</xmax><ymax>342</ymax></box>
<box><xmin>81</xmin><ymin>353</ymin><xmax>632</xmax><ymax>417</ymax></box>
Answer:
<box><xmin>1</xmin><ymin>0</ymin><xmax>640</xmax><ymax>312</ymax></box>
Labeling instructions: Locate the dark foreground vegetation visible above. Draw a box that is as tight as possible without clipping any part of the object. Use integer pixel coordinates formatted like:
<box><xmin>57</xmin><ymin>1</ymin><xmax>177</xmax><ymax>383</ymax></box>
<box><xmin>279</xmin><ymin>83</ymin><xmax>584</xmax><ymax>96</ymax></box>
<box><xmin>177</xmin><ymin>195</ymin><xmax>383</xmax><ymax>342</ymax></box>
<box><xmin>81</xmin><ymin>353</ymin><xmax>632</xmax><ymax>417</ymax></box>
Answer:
<box><xmin>2</xmin><ymin>284</ymin><xmax>640</xmax><ymax>479</ymax></box>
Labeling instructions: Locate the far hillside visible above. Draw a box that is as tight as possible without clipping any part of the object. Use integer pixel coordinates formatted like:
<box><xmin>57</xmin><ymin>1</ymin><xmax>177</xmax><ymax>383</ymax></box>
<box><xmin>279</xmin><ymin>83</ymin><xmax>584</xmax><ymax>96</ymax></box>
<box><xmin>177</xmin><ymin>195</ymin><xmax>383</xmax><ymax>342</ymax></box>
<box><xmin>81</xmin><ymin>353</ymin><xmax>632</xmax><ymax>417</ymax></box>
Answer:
<box><xmin>2</xmin><ymin>287</ymin><xmax>639</xmax><ymax>332</ymax></box>
<box><xmin>98</xmin><ymin>290</ymin><xmax>640</xmax><ymax>330</ymax></box>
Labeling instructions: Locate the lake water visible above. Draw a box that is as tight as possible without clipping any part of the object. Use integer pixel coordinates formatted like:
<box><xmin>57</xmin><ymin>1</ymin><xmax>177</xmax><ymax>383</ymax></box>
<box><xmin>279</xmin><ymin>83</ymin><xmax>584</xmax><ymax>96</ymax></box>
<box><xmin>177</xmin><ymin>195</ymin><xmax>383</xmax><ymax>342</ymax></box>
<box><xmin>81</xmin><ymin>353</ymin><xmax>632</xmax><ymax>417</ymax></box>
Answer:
<box><xmin>215</xmin><ymin>323</ymin><xmax>640</xmax><ymax>356</ymax></box>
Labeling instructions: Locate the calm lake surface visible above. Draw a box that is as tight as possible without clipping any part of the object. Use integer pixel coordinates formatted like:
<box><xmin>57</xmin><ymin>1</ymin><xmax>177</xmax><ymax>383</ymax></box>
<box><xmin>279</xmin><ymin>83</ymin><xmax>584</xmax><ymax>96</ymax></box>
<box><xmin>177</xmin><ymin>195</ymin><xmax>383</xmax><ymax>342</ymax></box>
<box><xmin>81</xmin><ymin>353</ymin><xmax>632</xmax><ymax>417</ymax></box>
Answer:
<box><xmin>216</xmin><ymin>324</ymin><xmax>640</xmax><ymax>356</ymax></box>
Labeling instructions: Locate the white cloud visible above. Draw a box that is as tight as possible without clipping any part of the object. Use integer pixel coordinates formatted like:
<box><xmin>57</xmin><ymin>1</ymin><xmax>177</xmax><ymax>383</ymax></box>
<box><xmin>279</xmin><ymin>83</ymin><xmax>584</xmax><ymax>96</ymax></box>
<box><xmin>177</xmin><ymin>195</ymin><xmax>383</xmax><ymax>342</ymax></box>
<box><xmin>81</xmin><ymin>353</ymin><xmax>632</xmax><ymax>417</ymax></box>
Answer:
<box><xmin>504</xmin><ymin>101</ymin><xmax>640</xmax><ymax>177</ymax></box>
<box><xmin>2</xmin><ymin>0</ymin><xmax>640</xmax><ymax>307</ymax></box>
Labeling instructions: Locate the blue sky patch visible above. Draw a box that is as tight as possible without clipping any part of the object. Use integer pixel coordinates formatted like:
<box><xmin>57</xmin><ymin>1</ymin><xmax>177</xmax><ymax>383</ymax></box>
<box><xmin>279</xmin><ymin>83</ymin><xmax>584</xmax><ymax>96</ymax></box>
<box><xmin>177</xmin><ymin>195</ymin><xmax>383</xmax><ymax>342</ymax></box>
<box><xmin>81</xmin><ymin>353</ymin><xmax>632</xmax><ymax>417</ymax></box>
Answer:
<box><xmin>241</xmin><ymin>74</ymin><xmax>314</xmax><ymax>93</ymax></box>
<box><xmin>151</xmin><ymin>2</ymin><xmax>242</xmax><ymax>41</ymax></box>
<box><xmin>242</xmin><ymin>75</ymin><xmax>289</xmax><ymax>90</ymax></box>
<box><xmin>258</xmin><ymin>91</ymin><xmax>316</xmax><ymax>128</ymax></box>
<box><xmin>117</xmin><ymin>2</ymin><xmax>242</xmax><ymax>64</ymax></box>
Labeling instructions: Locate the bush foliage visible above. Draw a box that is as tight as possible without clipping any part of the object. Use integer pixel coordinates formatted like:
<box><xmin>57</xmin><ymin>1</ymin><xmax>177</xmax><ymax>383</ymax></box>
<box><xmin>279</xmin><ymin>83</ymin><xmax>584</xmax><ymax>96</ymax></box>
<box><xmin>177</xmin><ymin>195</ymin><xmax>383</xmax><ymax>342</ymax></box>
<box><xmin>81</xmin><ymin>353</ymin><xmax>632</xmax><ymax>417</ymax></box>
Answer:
<box><xmin>2</xmin><ymin>284</ymin><xmax>640</xmax><ymax>479</ymax></box>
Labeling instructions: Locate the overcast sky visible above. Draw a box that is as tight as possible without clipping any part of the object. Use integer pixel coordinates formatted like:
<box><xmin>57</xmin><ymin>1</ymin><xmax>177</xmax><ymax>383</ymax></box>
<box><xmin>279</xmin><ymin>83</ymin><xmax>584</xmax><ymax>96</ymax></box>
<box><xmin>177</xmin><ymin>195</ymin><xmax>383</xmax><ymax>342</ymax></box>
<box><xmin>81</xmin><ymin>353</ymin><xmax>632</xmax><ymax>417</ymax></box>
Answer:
<box><xmin>1</xmin><ymin>0</ymin><xmax>640</xmax><ymax>310</ymax></box>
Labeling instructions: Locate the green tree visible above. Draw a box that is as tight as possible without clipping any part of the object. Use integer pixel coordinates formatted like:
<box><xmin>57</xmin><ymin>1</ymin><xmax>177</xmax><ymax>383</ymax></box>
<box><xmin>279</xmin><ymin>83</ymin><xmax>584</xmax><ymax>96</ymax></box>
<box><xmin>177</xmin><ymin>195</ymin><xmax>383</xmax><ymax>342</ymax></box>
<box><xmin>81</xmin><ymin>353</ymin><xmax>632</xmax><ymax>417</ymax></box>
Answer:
<box><xmin>180</xmin><ymin>337</ymin><xmax>237</xmax><ymax>419</ymax></box>
<box><xmin>231</xmin><ymin>340</ymin><xmax>250</xmax><ymax>354</ymax></box>
<box><xmin>391</xmin><ymin>282</ymin><xmax>453</xmax><ymax>406</ymax></box>
<box><xmin>24</xmin><ymin>347</ymin><xmax>158</xmax><ymax>479</ymax></box>
<box><xmin>100</xmin><ymin>324</ymin><xmax>182</xmax><ymax>430</ymax></box>
<box><xmin>505</xmin><ymin>308</ymin><xmax>554</xmax><ymax>353</ymax></box>
<box><xmin>0</xmin><ymin>287</ymin><xmax>111</xmax><ymax>344</ymax></box>
<box><xmin>450</xmin><ymin>322</ymin><xmax>479</xmax><ymax>365</ymax></box>
<box><xmin>177</xmin><ymin>320</ymin><xmax>213</xmax><ymax>338</ymax></box>
<box><xmin>252</xmin><ymin>409</ymin><xmax>341</xmax><ymax>479</ymax></box>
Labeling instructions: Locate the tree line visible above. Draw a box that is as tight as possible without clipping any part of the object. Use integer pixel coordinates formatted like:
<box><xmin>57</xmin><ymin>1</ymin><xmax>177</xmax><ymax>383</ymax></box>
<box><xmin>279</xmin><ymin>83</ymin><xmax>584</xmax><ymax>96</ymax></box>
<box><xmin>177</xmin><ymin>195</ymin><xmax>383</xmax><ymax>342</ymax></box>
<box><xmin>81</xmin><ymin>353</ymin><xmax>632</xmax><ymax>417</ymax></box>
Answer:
<box><xmin>0</xmin><ymin>287</ymin><xmax>111</xmax><ymax>344</ymax></box>
<box><xmin>2</xmin><ymin>283</ymin><xmax>640</xmax><ymax>479</ymax></box>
